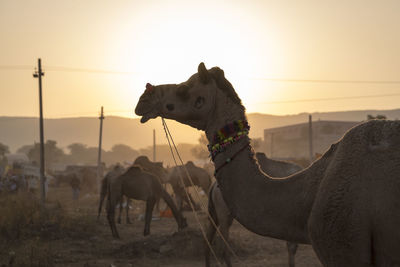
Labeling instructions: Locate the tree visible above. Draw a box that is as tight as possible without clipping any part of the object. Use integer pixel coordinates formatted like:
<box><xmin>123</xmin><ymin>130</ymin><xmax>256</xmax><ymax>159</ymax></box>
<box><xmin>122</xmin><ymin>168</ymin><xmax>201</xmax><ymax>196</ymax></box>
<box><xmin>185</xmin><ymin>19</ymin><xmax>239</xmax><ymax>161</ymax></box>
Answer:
<box><xmin>17</xmin><ymin>144</ymin><xmax>34</xmax><ymax>155</ymax></box>
<box><xmin>367</xmin><ymin>114</ymin><xmax>387</xmax><ymax>120</ymax></box>
<box><xmin>0</xmin><ymin>142</ymin><xmax>9</xmax><ymax>171</ymax></box>
<box><xmin>250</xmin><ymin>138</ymin><xmax>263</xmax><ymax>152</ymax></box>
<box><xmin>28</xmin><ymin>140</ymin><xmax>65</xmax><ymax>167</ymax></box>
<box><xmin>66</xmin><ymin>143</ymin><xmax>101</xmax><ymax>165</ymax></box>
<box><xmin>0</xmin><ymin>143</ymin><xmax>9</xmax><ymax>157</ymax></box>
<box><xmin>67</xmin><ymin>143</ymin><xmax>88</xmax><ymax>156</ymax></box>
<box><xmin>191</xmin><ymin>134</ymin><xmax>209</xmax><ymax>160</ymax></box>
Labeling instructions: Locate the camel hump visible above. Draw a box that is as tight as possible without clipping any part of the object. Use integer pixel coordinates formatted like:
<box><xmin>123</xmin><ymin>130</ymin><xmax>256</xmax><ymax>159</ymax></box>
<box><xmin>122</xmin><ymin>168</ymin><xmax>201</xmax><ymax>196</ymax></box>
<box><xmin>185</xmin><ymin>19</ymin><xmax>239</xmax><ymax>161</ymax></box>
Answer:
<box><xmin>340</xmin><ymin>120</ymin><xmax>400</xmax><ymax>152</ymax></box>
<box><xmin>186</xmin><ymin>161</ymin><xmax>195</xmax><ymax>167</ymax></box>
<box><xmin>126</xmin><ymin>165</ymin><xmax>143</xmax><ymax>173</ymax></box>
<box><xmin>134</xmin><ymin>155</ymin><xmax>151</xmax><ymax>165</ymax></box>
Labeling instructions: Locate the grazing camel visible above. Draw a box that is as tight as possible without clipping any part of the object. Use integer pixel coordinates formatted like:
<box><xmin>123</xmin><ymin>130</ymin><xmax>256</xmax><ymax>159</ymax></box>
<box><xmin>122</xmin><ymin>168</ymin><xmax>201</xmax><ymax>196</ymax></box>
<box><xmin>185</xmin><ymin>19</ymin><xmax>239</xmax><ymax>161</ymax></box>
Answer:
<box><xmin>106</xmin><ymin>165</ymin><xmax>187</xmax><ymax>238</ymax></box>
<box><xmin>98</xmin><ymin>157</ymin><xmax>169</xmax><ymax>224</ymax></box>
<box><xmin>97</xmin><ymin>165</ymin><xmax>126</xmax><ymax>222</ymax></box>
<box><xmin>134</xmin><ymin>156</ymin><xmax>169</xmax><ymax>183</ymax></box>
<box><xmin>167</xmin><ymin>161</ymin><xmax>212</xmax><ymax>211</ymax></box>
<box><xmin>135</xmin><ymin>62</ymin><xmax>400</xmax><ymax>266</ymax></box>
<box><xmin>205</xmin><ymin>152</ymin><xmax>302</xmax><ymax>267</ymax></box>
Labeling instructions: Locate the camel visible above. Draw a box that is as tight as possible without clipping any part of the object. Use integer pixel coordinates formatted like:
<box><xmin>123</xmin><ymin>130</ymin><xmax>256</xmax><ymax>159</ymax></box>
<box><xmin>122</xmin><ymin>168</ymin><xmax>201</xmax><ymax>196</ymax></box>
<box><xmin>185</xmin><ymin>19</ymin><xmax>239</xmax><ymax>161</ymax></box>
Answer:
<box><xmin>167</xmin><ymin>161</ymin><xmax>212</xmax><ymax>211</ymax></box>
<box><xmin>106</xmin><ymin>165</ymin><xmax>187</xmax><ymax>238</ymax></box>
<box><xmin>205</xmin><ymin>152</ymin><xmax>302</xmax><ymax>267</ymax></box>
<box><xmin>97</xmin><ymin>165</ymin><xmax>126</xmax><ymax>223</ymax></box>
<box><xmin>98</xmin><ymin>157</ymin><xmax>169</xmax><ymax>224</ymax></box>
<box><xmin>134</xmin><ymin>155</ymin><xmax>169</xmax><ymax>183</ymax></box>
<box><xmin>135</xmin><ymin>62</ymin><xmax>400</xmax><ymax>266</ymax></box>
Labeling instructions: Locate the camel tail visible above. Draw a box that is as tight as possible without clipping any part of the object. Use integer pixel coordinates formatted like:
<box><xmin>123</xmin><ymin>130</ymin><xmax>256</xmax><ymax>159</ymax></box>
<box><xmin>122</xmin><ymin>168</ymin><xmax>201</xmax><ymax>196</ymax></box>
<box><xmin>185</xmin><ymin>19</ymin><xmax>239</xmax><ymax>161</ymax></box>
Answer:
<box><xmin>160</xmin><ymin>187</ymin><xmax>187</xmax><ymax>229</ymax></box>
<box><xmin>97</xmin><ymin>177</ymin><xmax>107</xmax><ymax>220</ymax></box>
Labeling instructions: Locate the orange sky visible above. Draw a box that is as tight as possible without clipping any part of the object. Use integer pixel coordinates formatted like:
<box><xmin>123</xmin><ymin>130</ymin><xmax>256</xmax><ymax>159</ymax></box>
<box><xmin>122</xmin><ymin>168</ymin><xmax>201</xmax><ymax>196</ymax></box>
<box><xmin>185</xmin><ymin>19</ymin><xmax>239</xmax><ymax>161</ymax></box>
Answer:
<box><xmin>0</xmin><ymin>0</ymin><xmax>399</xmax><ymax>118</ymax></box>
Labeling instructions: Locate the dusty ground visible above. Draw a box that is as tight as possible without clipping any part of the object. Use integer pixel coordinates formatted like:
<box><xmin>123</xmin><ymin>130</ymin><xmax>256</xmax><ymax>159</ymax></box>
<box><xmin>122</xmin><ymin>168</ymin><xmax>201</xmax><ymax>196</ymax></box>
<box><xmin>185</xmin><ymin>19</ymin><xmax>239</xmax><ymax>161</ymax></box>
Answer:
<box><xmin>1</xmin><ymin>186</ymin><xmax>322</xmax><ymax>267</ymax></box>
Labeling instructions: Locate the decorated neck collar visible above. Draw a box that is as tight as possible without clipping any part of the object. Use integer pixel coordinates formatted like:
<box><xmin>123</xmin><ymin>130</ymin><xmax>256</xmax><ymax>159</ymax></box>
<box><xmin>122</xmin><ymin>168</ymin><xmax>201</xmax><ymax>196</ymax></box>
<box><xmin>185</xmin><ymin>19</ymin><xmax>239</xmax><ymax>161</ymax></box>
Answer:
<box><xmin>208</xmin><ymin>120</ymin><xmax>250</xmax><ymax>160</ymax></box>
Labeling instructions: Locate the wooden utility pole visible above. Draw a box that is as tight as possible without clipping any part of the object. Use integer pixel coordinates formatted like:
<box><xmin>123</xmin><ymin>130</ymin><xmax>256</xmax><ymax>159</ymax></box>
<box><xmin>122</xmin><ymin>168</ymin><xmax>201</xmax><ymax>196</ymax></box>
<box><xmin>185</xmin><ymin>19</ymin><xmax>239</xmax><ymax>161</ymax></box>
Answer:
<box><xmin>308</xmin><ymin>115</ymin><xmax>313</xmax><ymax>164</ymax></box>
<box><xmin>97</xmin><ymin>107</ymin><xmax>105</xmax><ymax>192</ymax></box>
<box><xmin>153</xmin><ymin>129</ymin><xmax>156</xmax><ymax>162</ymax></box>
<box><xmin>270</xmin><ymin>132</ymin><xmax>274</xmax><ymax>158</ymax></box>
<box><xmin>33</xmin><ymin>58</ymin><xmax>46</xmax><ymax>204</ymax></box>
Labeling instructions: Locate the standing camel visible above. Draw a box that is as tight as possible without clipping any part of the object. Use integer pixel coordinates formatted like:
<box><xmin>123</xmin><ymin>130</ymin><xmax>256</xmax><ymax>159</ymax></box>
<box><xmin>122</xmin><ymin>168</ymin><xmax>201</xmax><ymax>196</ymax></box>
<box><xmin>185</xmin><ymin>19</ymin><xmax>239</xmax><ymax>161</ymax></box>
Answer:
<box><xmin>205</xmin><ymin>152</ymin><xmax>302</xmax><ymax>267</ymax></box>
<box><xmin>106</xmin><ymin>165</ymin><xmax>187</xmax><ymax>238</ymax></box>
<box><xmin>98</xmin><ymin>158</ymin><xmax>169</xmax><ymax>224</ymax></box>
<box><xmin>97</xmin><ymin>165</ymin><xmax>126</xmax><ymax>222</ymax></box>
<box><xmin>135</xmin><ymin>62</ymin><xmax>400</xmax><ymax>266</ymax></box>
<box><xmin>167</xmin><ymin>161</ymin><xmax>212</xmax><ymax>211</ymax></box>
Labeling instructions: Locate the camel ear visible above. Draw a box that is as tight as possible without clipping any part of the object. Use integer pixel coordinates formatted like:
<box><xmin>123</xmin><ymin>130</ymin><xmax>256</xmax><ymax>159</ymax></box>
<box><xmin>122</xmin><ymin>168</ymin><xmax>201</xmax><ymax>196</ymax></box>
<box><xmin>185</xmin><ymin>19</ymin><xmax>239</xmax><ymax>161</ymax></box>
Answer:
<box><xmin>198</xmin><ymin>62</ymin><xmax>210</xmax><ymax>84</ymax></box>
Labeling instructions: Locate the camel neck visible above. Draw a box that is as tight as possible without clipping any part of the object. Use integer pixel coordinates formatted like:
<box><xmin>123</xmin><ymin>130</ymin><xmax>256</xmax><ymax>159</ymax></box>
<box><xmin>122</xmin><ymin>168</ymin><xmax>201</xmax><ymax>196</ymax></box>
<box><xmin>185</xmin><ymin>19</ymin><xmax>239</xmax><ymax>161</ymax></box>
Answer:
<box><xmin>211</xmin><ymin>135</ymin><xmax>326</xmax><ymax>244</ymax></box>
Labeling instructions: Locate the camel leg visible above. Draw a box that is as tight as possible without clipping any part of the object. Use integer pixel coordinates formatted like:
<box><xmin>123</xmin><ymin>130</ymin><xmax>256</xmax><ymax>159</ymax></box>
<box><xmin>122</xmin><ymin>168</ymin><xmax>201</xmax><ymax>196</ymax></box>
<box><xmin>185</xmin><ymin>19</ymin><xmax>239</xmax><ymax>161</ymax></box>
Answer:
<box><xmin>287</xmin><ymin>241</ymin><xmax>298</xmax><ymax>267</ymax></box>
<box><xmin>205</xmin><ymin>191</ymin><xmax>218</xmax><ymax>267</ymax></box>
<box><xmin>187</xmin><ymin>191</ymin><xmax>200</xmax><ymax>210</ymax></box>
<box><xmin>161</xmin><ymin>189</ymin><xmax>187</xmax><ymax>230</ymax></box>
<box><xmin>176</xmin><ymin>194</ymin><xmax>183</xmax><ymax>211</ymax></box>
<box><xmin>117</xmin><ymin>198</ymin><xmax>123</xmax><ymax>224</ymax></box>
<box><xmin>143</xmin><ymin>197</ymin><xmax>156</xmax><ymax>236</ymax></box>
<box><xmin>97</xmin><ymin>178</ymin><xmax>107</xmax><ymax>221</ymax></box>
<box><xmin>126</xmin><ymin>198</ymin><xmax>132</xmax><ymax>224</ymax></box>
<box><xmin>205</xmin><ymin>218</ymin><xmax>217</xmax><ymax>267</ymax></box>
<box><xmin>106</xmin><ymin>196</ymin><xmax>120</xmax><ymax>239</ymax></box>
<box><xmin>220</xmin><ymin>215</ymin><xmax>234</xmax><ymax>267</ymax></box>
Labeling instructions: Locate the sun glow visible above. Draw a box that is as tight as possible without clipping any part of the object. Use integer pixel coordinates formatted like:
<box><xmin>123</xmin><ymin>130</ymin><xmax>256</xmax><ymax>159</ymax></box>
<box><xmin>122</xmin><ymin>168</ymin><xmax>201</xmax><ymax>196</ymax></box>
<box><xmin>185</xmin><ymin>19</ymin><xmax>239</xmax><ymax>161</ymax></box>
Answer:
<box><xmin>110</xmin><ymin>1</ymin><xmax>283</xmax><ymax>112</ymax></box>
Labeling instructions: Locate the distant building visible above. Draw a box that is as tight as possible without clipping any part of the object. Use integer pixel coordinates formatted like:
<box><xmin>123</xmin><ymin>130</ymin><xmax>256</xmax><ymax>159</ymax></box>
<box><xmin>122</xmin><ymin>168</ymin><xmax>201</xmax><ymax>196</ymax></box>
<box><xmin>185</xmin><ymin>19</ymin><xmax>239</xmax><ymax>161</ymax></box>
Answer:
<box><xmin>264</xmin><ymin>120</ymin><xmax>360</xmax><ymax>159</ymax></box>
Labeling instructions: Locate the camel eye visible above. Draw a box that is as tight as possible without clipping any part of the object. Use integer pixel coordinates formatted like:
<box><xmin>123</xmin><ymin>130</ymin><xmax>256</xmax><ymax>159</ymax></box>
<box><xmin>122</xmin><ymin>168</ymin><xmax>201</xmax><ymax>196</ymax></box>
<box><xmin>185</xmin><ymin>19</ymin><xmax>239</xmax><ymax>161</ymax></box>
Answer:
<box><xmin>194</xmin><ymin>96</ymin><xmax>205</xmax><ymax>109</ymax></box>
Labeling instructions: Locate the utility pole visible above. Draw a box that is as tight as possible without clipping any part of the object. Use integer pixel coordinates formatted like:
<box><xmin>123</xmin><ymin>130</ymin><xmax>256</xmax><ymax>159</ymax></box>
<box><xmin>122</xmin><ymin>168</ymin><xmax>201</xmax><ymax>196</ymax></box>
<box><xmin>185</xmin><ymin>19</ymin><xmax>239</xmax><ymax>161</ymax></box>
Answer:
<box><xmin>308</xmin><ymin>114</ymin><xmax>313</xmax><ymax>164</ymax></box>
<box><xmin>270</xmin><ymin>132</ymin><xmax>274</xmax><ymax>158</ymax></box>
<box><xmin>33</xmin><ymin>58</ymin><xmax>46</xmax><ymax>204</ymax></box>
<box><xmin>97</xmin><ymin>107</ymin><xmax>105</xmax><ymax>192</ymax></box>
<box><xmin>153</xmin><ymin>129</ymin><xmax>156</xmax><ymax>162</ymax></box>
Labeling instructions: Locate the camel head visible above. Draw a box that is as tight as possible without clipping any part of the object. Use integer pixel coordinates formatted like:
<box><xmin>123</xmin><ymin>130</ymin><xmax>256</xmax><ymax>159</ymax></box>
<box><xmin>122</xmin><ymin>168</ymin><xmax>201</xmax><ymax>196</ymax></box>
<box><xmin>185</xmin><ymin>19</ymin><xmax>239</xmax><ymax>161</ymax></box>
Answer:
<box><xmin>135</xmin><ymin>62</ymin><xmax>245</xmax><ymax>131</ymax></box>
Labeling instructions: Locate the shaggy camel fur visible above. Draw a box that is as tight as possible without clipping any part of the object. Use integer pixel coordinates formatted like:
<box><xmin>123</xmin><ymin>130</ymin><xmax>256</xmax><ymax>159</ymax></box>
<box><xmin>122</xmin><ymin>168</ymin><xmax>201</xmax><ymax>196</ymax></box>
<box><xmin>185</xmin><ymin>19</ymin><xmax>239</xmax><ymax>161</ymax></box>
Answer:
<box><xmin>135</xmin><ymin>62</ymin><xmax>400</xmax><ymax>266</ymax></box>
<box><xmin>167</xmin><ymin>161</ymin><xmax>212</xmax><ymax>211</ymax></box>
<box><xmin>106</xmin><ymin>165</ymin><xmax>187</xmax><ymax>238</ymax></box>
<box><xmin>205</xmin><ymin>152</ymin><xmax>302</xmax><ymax>267</ymax></box>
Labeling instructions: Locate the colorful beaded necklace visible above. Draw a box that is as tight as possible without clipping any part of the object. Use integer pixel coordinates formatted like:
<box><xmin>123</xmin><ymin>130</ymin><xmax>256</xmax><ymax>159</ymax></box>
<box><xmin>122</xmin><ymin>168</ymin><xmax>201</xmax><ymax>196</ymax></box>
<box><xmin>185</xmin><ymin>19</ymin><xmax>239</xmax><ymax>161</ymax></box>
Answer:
<box><xmin>208</xmin><ymin>120</ymin><xmax>250</xmax><ymax>160</ymax></box>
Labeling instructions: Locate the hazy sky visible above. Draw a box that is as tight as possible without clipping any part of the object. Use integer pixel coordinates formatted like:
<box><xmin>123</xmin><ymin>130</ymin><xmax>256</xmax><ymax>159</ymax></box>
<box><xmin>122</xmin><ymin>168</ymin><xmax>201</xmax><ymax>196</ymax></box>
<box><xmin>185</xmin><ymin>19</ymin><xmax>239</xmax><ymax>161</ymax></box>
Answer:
<box><xmin>1</xmin><ymin>0</ymin><xmax>399</xmax><ymax>118</ymax></box>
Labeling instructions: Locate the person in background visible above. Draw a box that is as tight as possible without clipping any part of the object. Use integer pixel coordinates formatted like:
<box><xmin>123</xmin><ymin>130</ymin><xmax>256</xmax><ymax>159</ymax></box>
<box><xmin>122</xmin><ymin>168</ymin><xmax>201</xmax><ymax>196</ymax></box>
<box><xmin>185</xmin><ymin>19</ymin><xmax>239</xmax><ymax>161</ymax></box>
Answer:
<box><xmin>69</xmin><ymin>173</ymin><xmax>80</xmax><ymax>200</ymax></box>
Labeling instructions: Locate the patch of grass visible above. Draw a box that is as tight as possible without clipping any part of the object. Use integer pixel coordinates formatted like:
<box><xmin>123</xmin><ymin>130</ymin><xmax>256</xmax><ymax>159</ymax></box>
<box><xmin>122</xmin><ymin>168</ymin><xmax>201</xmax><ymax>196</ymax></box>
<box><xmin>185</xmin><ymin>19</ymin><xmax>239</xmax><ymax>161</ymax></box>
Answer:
<box><xmin>0</xmin><ymin>192</ymin><xmax>99</xmax><ymax>266</ymax></box>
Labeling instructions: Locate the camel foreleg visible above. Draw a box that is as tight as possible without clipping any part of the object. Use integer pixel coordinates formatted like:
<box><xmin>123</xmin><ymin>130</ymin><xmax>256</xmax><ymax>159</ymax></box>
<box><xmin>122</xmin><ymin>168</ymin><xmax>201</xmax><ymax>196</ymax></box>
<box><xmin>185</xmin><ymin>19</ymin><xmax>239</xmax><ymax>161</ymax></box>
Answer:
<box><xmin>287</xmin><ymin>241</ymin><xmax>298</xmax><ymax>267</ymax></box>
<box><xmin>160</xmin><ymin>188</ymin><xmax>187</xmax><ymax>230</ymax></box>
<box><xmin>143</xmin><ymin>197</ymin><xmax>156</xmax><ymax>236</ymax></box>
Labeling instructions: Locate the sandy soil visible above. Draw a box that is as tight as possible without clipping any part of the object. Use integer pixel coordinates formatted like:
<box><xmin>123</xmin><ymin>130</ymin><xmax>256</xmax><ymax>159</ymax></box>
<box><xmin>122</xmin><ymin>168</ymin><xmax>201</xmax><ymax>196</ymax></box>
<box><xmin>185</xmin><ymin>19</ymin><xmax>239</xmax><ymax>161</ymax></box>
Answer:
<box><xmin>2</xmin><ymin>186</ymin><xmax>323</xmax><ymax>267</ymax></box>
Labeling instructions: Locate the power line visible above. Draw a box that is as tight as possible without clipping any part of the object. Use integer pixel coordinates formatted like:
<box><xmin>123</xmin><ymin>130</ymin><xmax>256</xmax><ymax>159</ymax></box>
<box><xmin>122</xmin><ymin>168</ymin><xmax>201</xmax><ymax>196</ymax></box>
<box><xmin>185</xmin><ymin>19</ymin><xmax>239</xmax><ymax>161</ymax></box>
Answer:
<box><xmin>249</xmin><ymin>77</ymin><xmax>400</xmax><ymax>84</ymax></box>
<box><xmin>1</xmin><ymin>65</ymin><xmax>400</xmax><ymax>84</ymax></box>
<box><xmin>257</xmin><ymin>93</ymin><xmax>400</xmax><ymax>104</ymax></box>
<box><xmin>0</xmin><ymin>65</ymin><xmax>137</xmax><ymax>75</ymax></box>
<box><xmin>0</xmin><ymin>65</ymin><xmax>33</xmax><ymax>70</ymax></box>
<box><xmin>45</xmin><ymin>66</ymin><xmax>138</xmax><ymax>75</ymax></box>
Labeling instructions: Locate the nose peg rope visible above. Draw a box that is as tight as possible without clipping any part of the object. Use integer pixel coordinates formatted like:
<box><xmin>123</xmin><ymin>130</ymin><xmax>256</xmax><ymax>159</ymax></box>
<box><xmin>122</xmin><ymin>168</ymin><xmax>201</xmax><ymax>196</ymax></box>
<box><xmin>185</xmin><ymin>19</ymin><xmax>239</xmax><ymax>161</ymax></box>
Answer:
<box><xmin>161</xmin><ymin>118</ymin><xmax>241</xmax><ymax>264</ymax></box>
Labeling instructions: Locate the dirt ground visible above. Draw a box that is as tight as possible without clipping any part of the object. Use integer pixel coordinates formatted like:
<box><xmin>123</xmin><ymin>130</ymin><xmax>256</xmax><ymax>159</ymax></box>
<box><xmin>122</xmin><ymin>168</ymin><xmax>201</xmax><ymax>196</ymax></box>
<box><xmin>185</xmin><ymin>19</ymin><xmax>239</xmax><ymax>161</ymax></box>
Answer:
<box><xmin>1</xmin><ymin>185</ymin><xmax>323</xmax><ymax>267</ymax></box>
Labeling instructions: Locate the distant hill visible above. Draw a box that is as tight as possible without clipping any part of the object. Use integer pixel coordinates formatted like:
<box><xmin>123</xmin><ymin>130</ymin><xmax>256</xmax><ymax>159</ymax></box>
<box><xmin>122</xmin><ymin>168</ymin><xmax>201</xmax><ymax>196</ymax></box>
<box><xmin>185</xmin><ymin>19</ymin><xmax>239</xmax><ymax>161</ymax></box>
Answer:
<box><xmin>1</xmin><ymin>109</ymin><xmax>399</xmax><ymax>153</ymax></box>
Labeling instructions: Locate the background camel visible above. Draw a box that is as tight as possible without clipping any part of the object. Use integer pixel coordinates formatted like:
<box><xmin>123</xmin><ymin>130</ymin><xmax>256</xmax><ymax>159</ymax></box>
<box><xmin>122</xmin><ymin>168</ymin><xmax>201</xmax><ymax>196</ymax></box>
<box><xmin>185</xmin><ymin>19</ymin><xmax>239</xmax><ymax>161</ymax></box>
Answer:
<box><xmin>167</xmin><ymin>161</ymin><xmax>212</xmax><ymax>211</ymax></box>
<box><xmin>135</xmin><ymin>62</ymin><xmax>400</xmax><ymax>266</ymax></box>
<box><xmin>205</xmin><ymin>152</ymin><xmax>302</xmax><ymax>267</ymax></box>
<box><xmin>98</xmin><ymin>157</ymin><xmax>169</xmax><ymax>224</ymax></box>
<box><xmin>97</xmin><ymin>164</ymin><xmax>125</xmax><ymax>222</ymax></box>
<box><xmin>106</xmin><ymin>165</ymin><xmax>187</xmax><ymax>238</ymax></box>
